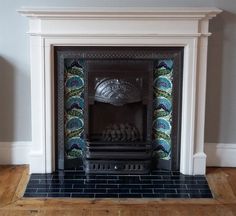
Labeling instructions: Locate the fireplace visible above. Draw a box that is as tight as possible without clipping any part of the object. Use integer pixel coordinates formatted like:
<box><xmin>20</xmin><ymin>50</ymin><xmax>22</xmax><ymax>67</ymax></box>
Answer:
<box><xmin>18</xmin><ymin>7</ymin><xmax>221</xmax><ymax>175</ymax></box>
<box><xmin>55</xmin><ymin>46</ymin><xmax>183</xmax><ymax>174</ymax></box>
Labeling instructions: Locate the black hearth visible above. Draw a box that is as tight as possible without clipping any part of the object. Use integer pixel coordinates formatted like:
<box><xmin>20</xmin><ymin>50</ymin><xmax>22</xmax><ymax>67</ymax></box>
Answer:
<box><xmin>55</xmin><ymin>47</ymin><xmax>183</xmax><ymax>174</ymax></box>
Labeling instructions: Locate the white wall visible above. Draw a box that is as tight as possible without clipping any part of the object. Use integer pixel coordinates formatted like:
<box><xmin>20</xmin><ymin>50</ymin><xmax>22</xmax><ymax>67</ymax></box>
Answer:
<box><xmin>0</xmin><ymin>0</ymin><xmax>236</xmax><ymax>165</ymax></box>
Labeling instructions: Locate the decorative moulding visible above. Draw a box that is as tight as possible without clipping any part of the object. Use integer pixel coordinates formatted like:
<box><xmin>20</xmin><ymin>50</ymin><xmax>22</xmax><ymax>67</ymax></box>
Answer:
<box><xmin>18</xmin><ymin>7</ymin><xmax>222</xmax><ymax>174</ymax></box>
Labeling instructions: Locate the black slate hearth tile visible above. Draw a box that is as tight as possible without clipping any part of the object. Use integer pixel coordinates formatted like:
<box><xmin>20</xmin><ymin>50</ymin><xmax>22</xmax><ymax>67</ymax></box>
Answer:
<box><xmin>117</xmin><ymin>176</ymin><xmax>141</xmax><ymax>184</ymax></box>
<box><xmin>63</xmin><ymin>171</ymin><xmax>84</xmax><ymax>175</ymax></box>
<box><xmin>165</xmin><ymin>193</ymin><xmax>189</xmax><ymax>198</ymax></box>
<box><xmin>24</xmin><ymin>170</ymin><xmax>213</xmax><ymax>199</ymax></box>
<box><xmin>199</xmin><ymin>189</ymin><xmax>212</xmax><ymax>194</ymax></box>
<box><xmin>119</xmin><ymin>193</ymin><xmax>142</xmax><ymax>198</ymax></box>
<box><xmin>107</xmin><ymin>188</ymin><xmax>129</xmax><ymax>193</ymax></box>
<box><xmin>47</xmin><ymin>193</ymin><xmax>71</xmax><ymax>198</ymax></box>
<box><xmin>176</xmin><ymin>189</ymin><xmax>200</xmax><ymax>194</ymax></box>
<box><xmin>95</xmin><ymin>193</ymin><xmax>118</xmax><ymax>198</ymax></box>
<box><xmin>174</xmin><ymin>180</ymin><xmax>197</xmax><ymax>184</ymax></box>
<box><xmin>53</xmin><ymin>179</ymin><xmax>84</xmax><ymax>184</ymax></box>
<box><xmin>85</xmin><ymin>179</ymin><xmax>107</xmax><ymax>184</ymax></box>
<box><xmin>164</xmin><ymin>184</ymin><xmax>187</xmax><ymax>189</ymax></box>
<box><xmin>30</xmin><ymin>174</ymin><xmax>53</xmax><ymax>180</ymax></box>
<box><xmin>50</xmin><ymin>184</ymin><xmax>73</xmax><ymax>189</ymax></box>
<box><xmin>202</xmin><ymin>193</ymin><xmax>213</xmax><ymax>198</ymax></box>
<box><xmin>93</xmin><ymin>175</ymin><xmax>118</xmax><ymax>180</ymax></box>
<box><xmin>154</xmin><ymin>189</ymin><xmax>176</xmax><ymax>194</ymax></box>
<box><xmin>147</xmin><ymin>193</ymin><xmax>166</xmax><ymax>198</ymax></box>
<box><xmin>142</xmin><ymin>193</ymin><xmax>157</xmax><ymax>198</ymax></box>
<box><xmin>38</xmin><ymin>179</ymin><xmax>55</xmax><ymax>184</ymax></box>
<box><xmin>53</xmin><ymin>175</ymin><xmax>84</xmax><ymax>180</ymax></box>
<box><xmin>73</xmin><ymin>184</ymin><xmax>95</xmax><ymax>188</ymax></box>
<box><xmin>24</xmin><ymin>193</ymin><xmax>47</xmax><ymax>197</ymax></box>
<box><xmin>107</xmin><ymin>180</ymin><xmax>119</xmax><ymax>184</ymax></box>
<box><xmin>140</xmin><ymin>175</ymin><xmax>162</xmax><ymax>180</ymax></box>
<box><xmin>83</xmin><ymin>188</ymin><xmax>106</xmax><ymax>193</ymax></box>
<box><xmin>28</xmin><ymin>180</ymin><xmax>40</xmax><ymax>184</ymax></box>
<box><xmin>119</xmin><ymin>184</ymin><xmax>141</xmax><ymax>189</ymax></box>
<box><xmin>118</xmin><ymin>175</ymin><xmax>140</xmax><ymax>179</ymax></box>
<box><xmin>151</xmin><ymin>171</ymin><xmax>172</xmax><ymax>175</ymax></box>
<box><xmin>25</xmin><ymin>188</ymin><xmax>37</xmax><ymax>193</ymax></box>
<box><xmin>184</xmin><ymin>176</ymin><xmax>206</xmax><ymax>181</ymax></box>
<box><xmin>84</xmin><ymin>174</ymin><xmax>96</xmax><ymax>177</ymax></box>
<box><xmin>37</xmin><ymin>188</ymin><xmax>60</xmax><ymax>193</ymax></box>
<box><xmin>141</xmin><ymin>184</ymin><xmax>164</xmax><ymax>189</ymax></box>
<box><xmin>68</xmin><ymin>170</ymin><xmax>84</xmax><ymax>174</ymax></box>
<box><xmin>197</xmin><ymin>180</ymin><xmax>209</xmax><ymax>184</ymax></box>
<box><xmin>96</xmin><ymin>184</ymin><xmax>118</xmax><ymax>189</ymax></box>
<box><xmin>189</xmin><ymin>193</ymin><xmax>213</xmax><ymax>198</ymax></box>
<box><xmin>71</xmin><ymin>193</ymin><xmax>95</xmax><ymax>198</ymax></box>
<box><xmin>131</xmin><ymin>189</ymin><xmax>153</xmax><ymax>194</ymax></box>
<box><xmin>152</xmin><ymin>180</ymin><xmax>174</xmax><ymax>185</ymax></box>
<box><xmin>60</xmin><ymin>188</ymin><xmax>83</xmax><ymax>193</ymax></box>
<box><xmin>187</xmin><ymin>184</ymin><xmax>211</xmax><ymax>190</ymax></box>
<box><xmin>162</xmin><ymin>175</ymin><xmax>185</xmax><ymax>180</ymax></box>
<box><xmin>171</xmin><ymin>171</ymin><xmax>181</xmax><ymax>175</ymax></box>
<box><xmin>27</xmin><ymin>184</ymin><xmax>50</xmax><ymax>189</ymax></box>
<box><xmin>140</xmin><ymin>180</ymin><xmax>152</xmax><ymax>184</ymax></box>
<box><xmin>56</xmin><ymin>175</ymin><xmax>75</xmax><ymax>179</ymax></box>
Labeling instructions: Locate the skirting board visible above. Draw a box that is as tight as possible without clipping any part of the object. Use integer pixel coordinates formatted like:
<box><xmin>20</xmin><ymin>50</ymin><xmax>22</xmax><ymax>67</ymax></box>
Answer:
<box><xmin>0</xmin><ymin>142</ymin><xmax>31</xmax><ymax>164</ymax></box>
<box><xmin>0</xmin><ymin>142</ymin><xmax>235</xmax><ymax>168</ymax></box>
<box><xmin>205</xmin><ymin>143</ymin><xmax>236</xmax><ymax>167</ymax></box>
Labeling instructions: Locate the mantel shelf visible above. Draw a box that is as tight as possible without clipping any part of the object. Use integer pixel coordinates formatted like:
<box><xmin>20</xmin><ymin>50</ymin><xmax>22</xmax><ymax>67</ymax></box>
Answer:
<box><xmin>18</xmin><ymin>7</ymin><xmax>222</xmax><ymax>19</ymax></box>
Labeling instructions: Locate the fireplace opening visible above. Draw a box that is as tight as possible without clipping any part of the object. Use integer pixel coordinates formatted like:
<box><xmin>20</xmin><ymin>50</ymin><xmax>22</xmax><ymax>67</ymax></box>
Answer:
<box><xmin>87</xmin><ymin>60</ymin><xmax>151</xmax><ymax>143</ymax></box>
<box><xmin>55</xmin><ymin>47</ymin><xmax>183</xmax><ymax>174</ymax></box>
<box><xmin>90</xmin><ymin>102</ymin><xmax>145</xmax><ymax>143</ymax></box>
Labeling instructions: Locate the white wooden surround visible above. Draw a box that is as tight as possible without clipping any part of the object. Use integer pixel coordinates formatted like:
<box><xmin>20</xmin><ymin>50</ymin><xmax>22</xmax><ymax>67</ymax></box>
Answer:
<box><xmin>18</xmin><ymin>7</ymin><xmax>221</xmax><ymax>175</ymax></box>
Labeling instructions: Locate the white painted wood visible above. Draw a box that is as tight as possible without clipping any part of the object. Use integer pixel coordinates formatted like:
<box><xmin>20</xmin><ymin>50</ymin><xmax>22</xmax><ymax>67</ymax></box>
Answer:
<box><xmin>28</xmin><ymin>36</ymin><xmax>46</xmax><ymax>173</ymax></box>
<box><xmin>18</xmin><ymin>7</ymin><xmax>221</xmax><ymax>175</ymax></box>
<box><xmin>205</xmin><ymin>143</ymin><xmax>236</xmax><ymax>167</ymax></box>
<box><xmin>193</xmin><ymin>152</ymin><xmax>207</xmax><ymax>175</ymax></box>
<box><xmin>180</xmin><ymin>38</ymin><xmax>198</xmax><ymax>175</ymax></box>
<box><xmin>17</xmin><ymin>7</ymin><xmax>221</xmax><ymax>19</ymax></box>
<box><xmin>0</xmin><ymin>142</ymin><xmax>31</xmax><ymax>164</ymax></box>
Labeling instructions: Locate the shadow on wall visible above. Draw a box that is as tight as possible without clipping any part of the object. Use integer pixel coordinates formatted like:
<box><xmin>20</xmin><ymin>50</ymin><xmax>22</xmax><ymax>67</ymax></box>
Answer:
<box><xmin>0</xmin><ymin>56</ymin><xmax>15</xmax><ymax>141</ymax></box>
<box><xmin>0</xmin><ymin>56</ymin><xmax>31</xmax><ymax>164</ymax></box>
<box><xmin>205</xmin><ymin>11</ymin><xmax>236</xmax><ymax>143</ymax></box>
<box><xmin>0</xmin><ymin>56</ymin><xmax>15</xmax><ymax>163</ymax></box>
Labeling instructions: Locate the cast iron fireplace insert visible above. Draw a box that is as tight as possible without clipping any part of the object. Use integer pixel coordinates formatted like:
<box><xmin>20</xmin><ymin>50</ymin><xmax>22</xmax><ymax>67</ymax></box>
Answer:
<box><xmin>55</xmin><ymin>47</ymin><xmax>183</xmax><ymax>174</ymax></box>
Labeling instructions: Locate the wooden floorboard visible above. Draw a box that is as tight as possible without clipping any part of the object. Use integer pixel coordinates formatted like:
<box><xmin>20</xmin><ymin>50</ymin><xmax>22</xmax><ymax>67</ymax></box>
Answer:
<box><xmin>0</xmin><ymin>166</ymin><xmax>236</xmax><ymax>215</ymax></box>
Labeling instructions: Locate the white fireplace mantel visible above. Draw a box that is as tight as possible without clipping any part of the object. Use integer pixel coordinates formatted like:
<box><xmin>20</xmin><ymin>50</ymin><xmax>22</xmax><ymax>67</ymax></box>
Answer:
<box><xmin>18</xmin><ymin>7</ymin><xmax>221</xmax><ymax>175</ymax></box>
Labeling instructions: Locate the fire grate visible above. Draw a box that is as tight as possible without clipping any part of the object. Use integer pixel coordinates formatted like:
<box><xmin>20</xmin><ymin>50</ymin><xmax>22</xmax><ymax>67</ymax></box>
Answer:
<box><xmin>84</xmin><ymin>141</ymin><xmax>152</xmax><ymax>174</ymax></box>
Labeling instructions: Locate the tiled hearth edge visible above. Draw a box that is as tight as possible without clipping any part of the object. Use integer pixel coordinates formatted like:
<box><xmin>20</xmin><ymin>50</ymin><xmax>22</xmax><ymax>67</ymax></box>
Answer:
<box><xmin>0</xmin><ymin>142</ymin><xmax>236</xmax><ymax>167</ymax></box>
<box><xmin>24</xmin><ymin>170</ymin><xmax>212</xmax><ymax>198</ymax></box>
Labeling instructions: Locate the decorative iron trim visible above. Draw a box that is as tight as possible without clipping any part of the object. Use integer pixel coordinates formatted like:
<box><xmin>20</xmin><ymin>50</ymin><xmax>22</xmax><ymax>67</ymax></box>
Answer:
<box><xmin>94</xmin><ymin>78</ymin><xmax>141</xmax><ymax>106</ymax></box>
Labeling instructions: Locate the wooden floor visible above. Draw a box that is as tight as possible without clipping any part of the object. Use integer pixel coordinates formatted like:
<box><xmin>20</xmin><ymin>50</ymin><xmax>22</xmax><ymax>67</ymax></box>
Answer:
<box><xmin>0</xmin><ymin>166</ymin><xmax>236</xmax><ymax>216</ymax></box>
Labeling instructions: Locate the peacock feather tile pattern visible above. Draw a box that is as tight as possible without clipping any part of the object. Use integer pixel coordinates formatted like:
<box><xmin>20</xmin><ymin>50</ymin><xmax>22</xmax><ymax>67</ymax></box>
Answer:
<box><xmin>153</xmin><ymin>59</ymin><xmax>174</xmax><ymax>160</ymax></box>
<box><xmin>64</xmin><ymin>60</ymin><xmax>85</xmax><ymax>160</ymax></box>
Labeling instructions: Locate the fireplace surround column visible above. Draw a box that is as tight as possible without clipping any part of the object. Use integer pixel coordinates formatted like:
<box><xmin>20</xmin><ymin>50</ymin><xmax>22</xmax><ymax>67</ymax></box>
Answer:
<box><xmin>18</xmin><ymin>7</ymin><xmax>221</xmax><ymax>175</ymax></box>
